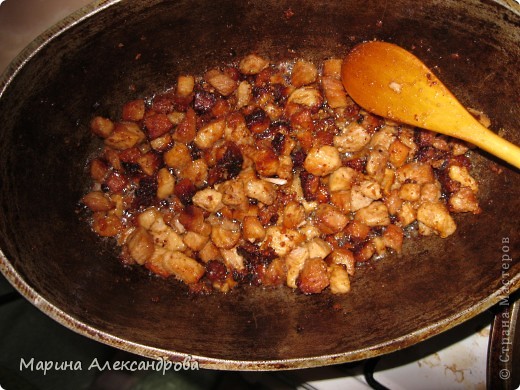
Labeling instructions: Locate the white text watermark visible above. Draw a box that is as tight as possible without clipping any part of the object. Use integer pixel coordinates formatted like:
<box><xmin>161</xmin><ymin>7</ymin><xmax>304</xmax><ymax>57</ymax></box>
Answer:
<box><xmin>498</xmin><ymin>236</ymin><xmax>512</xmax><ymax>381</ymax></box>
<box><xmin>19</xmin><ymin>356</ymin><xmax>199</xmax><ymax>376</ymax></box>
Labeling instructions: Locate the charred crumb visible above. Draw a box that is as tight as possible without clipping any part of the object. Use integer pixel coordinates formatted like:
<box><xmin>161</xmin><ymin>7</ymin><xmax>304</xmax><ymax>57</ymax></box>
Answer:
<box><xmin>217</xmin><ymin>142</ymin><xmax>244</xmax><ymax>179</ymax></box>
<box><xmin>342</xmin><ymin>157</ymin><xmax>367</xmax><ymax>173</ymax></box>
<box><xmin>174</xmin><ymin>178</ymin><xmax>196</xmax><ymax>205</ymax></box>
<box><xmin>122</xmin><ymin>161</ymin><xmax>142</xmax><ymax>176</ymax></box>
<box><xmin>132</xmin><ymin>176</ymin><xmax>158</xmax><ymax>208</ymax></box>
<box><xmin>245</xmin><ymin>108</ymin><xmax>270</xmax><ymax>134</ymax></box>
<box><xmin>193</xmin><ymin>90</ymin><xmax>216</xmax><ymax>114</ymax></box>
<box><xmin>205</xmin><ymin>260</ymin><xmax>228</xmax><ymax>282</ymax></box>
<box><xmin>300</xmin><ymin>170</ymin><xmax>319</xmax><ymax>201</ymax></box>
<box><xmin>271</xmin><ymin>132</ymin><xmax>286</xmax><ymax>155</ymax></box>
<box><xmin>187</xmin><ymin>141</ymin><xmax>202</xmax><ymax>160</ymax></box>
<box><xmin>291</xmin><ymin>148</ymin><xmax>307</xmax><ymax>169</ymax></box>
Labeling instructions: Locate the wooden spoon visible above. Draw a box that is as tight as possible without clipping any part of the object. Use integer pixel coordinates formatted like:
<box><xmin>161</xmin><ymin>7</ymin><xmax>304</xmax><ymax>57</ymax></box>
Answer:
<box><xmin>341</xmin><ymin>41</ymin><xmax>520</xmax><ymax>169</ymax></box>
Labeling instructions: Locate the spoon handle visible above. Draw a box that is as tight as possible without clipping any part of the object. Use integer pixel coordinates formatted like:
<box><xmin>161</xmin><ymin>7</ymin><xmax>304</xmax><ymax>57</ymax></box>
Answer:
<box><xmin>462</xmin><ymin>120</ymin><xmax>520</xmax><ymax>170</ymax></box>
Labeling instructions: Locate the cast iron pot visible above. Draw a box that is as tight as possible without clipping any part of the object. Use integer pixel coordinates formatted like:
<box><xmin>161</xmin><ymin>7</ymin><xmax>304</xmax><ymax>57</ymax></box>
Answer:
<box><xmin>0</xmin><ymin>0</ymin><xmax>519</xmax><ymax>370</ymax></box>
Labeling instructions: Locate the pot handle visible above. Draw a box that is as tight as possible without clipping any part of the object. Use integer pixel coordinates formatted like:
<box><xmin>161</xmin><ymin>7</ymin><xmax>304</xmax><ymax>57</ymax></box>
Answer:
<box><xmin>487</xmin><ymin>291</ymin><xmax>519</xmax><ymax>390</ymax></box>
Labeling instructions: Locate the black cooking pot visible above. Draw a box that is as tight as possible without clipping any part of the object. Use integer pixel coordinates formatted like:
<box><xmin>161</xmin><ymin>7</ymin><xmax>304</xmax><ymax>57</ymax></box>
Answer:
<box><xmin>0</xmin><ymin>0</ymin><xmax>518</xmax><ymax>370</ymax></box>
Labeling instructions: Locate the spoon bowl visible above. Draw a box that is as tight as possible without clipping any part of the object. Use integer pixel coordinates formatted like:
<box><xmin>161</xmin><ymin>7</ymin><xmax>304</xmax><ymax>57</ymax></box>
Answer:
<box><xmin>341</xmin><ymin>41</ymin><xmax>520</xmax><ymax>169</ymax></box>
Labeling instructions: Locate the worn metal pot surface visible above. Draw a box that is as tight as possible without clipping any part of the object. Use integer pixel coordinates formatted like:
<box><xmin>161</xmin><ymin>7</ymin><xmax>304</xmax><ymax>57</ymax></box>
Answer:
<box><xmin>0</xmin><ymin>0</ymin><xmax>518</xmax><ymax>370</ymax></box>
